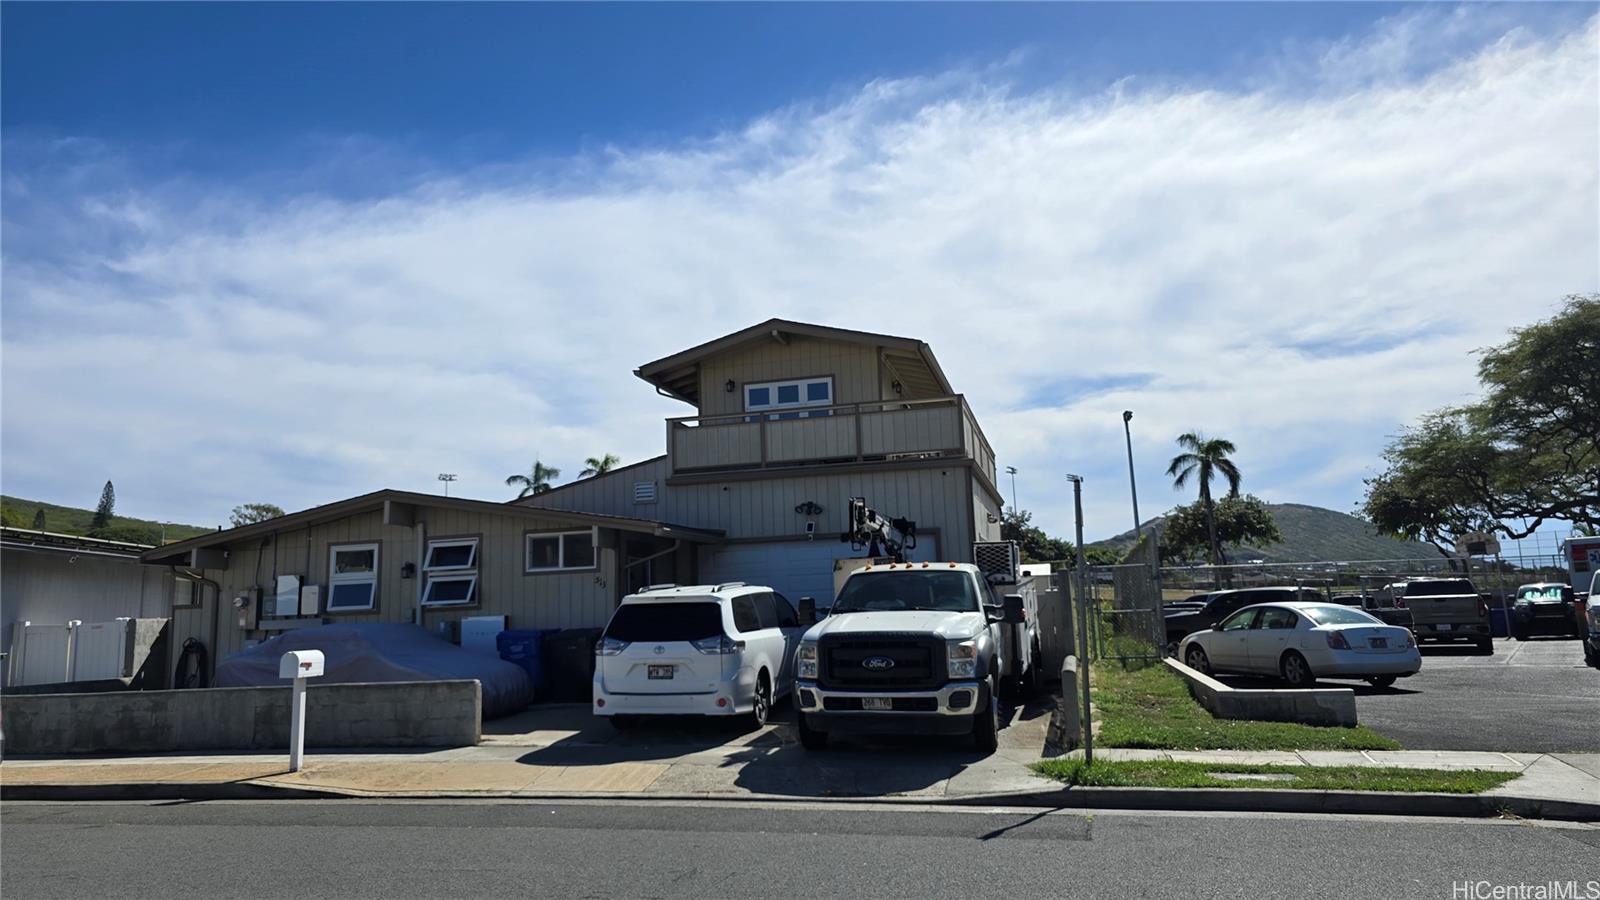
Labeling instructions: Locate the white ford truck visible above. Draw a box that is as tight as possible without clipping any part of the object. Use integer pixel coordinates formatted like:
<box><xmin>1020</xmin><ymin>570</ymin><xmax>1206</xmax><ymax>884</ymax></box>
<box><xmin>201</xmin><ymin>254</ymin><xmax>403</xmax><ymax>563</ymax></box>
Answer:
<box><xmin>793</xmin><ymin>543</ymin><xmax>1041</xmax><ymax>753</ymax></box>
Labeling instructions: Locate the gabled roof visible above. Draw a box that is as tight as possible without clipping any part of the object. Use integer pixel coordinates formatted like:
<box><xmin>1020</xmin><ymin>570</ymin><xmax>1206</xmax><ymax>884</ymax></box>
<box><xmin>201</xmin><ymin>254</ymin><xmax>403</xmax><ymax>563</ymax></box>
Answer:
<box><xmin>142</xmin><ymin>488</ymin><xmax>723</xmax><ymax>566</ymax></box>
<box><xmin>635</xmin><ymin>318</ymin><xmax>954</xmax><ymax>407</ymax></box>
<box><xmin>1</xmin><ymin>526</ymin><xmax>152</xmax><ymax>559</ymax></box>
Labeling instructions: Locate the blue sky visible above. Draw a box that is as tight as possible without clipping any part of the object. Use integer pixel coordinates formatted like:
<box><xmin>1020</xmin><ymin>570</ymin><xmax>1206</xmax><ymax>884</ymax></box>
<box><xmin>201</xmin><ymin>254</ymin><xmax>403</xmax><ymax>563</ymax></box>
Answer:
<box><xmin>2</xmin><ymin>3</ymin><xmax>1596</xmax><ymax>544</ymax></box>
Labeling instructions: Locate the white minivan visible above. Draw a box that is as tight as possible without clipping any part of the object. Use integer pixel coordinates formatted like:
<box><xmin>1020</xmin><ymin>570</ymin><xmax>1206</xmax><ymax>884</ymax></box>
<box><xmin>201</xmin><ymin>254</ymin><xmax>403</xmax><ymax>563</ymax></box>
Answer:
<box><xmin>593</xmin><ymin>583</ymin><xmax>805</xmax><ymax>728</ymax></box>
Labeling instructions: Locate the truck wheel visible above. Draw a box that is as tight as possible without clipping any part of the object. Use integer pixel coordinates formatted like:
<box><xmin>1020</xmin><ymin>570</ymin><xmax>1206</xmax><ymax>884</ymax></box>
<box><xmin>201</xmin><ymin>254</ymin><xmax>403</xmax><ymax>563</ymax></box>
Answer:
<box><xmin>972</xmin><ymin>677</ymin><xmax>999</xmax><ymax>753</ymax></box>
<box><xmin>1585</xmin><ymin>644</ymin><xmax>1600</xmax><ymax>669</ymax></box>
<box><xmin>1026</xmin><ymin>641</ymin><xmax>1044</xmax><ymax>697</ymax></box>
<box><xmin>1476</xmin><ymin>639</ymin><xmax>1495</xmax><ymax>655</ymax></box>
<box><xmin>796</xmin><ymin>712</ymin><xmax>828</xmax><ymax>751</ymax></box>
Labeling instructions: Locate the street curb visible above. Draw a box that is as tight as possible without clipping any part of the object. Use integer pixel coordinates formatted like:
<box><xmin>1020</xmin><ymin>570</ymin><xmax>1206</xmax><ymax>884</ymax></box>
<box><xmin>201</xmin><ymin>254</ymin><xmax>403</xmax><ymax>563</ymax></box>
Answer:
<box><xmin>5</xmin><ymin>780</ymin><xmax>1597</xmax><ymax>821</ymax></box>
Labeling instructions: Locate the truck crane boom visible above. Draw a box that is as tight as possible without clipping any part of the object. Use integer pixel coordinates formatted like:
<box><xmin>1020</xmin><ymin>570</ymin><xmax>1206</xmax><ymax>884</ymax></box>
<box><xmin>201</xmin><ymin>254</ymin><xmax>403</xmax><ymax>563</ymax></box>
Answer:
<box><xmin>840</xmin><ymin>496</ymin><xmax>917</xmax><ymax>563</ymax></box>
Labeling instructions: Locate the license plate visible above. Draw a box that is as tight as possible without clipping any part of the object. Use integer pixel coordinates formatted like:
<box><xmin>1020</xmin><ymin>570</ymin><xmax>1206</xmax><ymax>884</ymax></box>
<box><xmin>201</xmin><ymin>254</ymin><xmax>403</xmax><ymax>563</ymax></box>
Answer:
<box><xmin>1436</xmin><ymin>624</ymin><xmax>1453</xmax><ymax>632</ymax></box>
<box><xmin>1369</xmin><ymin>637</ymin><xmax>1388</xmax><ymax>649</ymax></box>
<box><xmin>647</xmin><ymin>665</ymin><xmax>674</xmax><ymax>679</ymax></box>
<box><xmin>862</xmin><ymin>697</ymin><xmax>893</xmax><ymax>711</ymax></box>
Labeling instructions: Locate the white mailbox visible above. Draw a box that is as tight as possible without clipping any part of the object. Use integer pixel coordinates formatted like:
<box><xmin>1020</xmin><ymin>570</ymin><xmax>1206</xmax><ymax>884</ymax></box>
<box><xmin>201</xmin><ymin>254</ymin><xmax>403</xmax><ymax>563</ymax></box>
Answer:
<box><xmin>279</xmin><ymin>649</ymin><xmax>325</xmax><ymax>772</ymax></box>
<box><xmin>279</xmin><ymin>649</ymin><xmax>325</xmax><ymax>680</ymax></box>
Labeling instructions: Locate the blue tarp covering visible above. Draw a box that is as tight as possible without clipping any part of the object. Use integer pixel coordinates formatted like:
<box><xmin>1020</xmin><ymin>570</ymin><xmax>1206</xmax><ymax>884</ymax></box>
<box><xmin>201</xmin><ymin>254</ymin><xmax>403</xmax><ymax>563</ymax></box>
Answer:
<box><xmin>214</xmin><ymin>623</ymin><xmax>533</xmax><ymax>718</ymax></box>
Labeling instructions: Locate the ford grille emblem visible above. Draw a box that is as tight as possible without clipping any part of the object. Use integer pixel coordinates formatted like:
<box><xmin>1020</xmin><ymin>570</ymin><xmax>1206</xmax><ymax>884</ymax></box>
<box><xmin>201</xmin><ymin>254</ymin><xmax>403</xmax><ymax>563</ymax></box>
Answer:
<box><xmin>862</xmin><ymin>656</ymin><xmax>895</xmax><ymax>670</ymax></box>
<box><xmin>654</xmin><ymin>646</ymin><xmax>665</xmax><ymax>655</ymax></box>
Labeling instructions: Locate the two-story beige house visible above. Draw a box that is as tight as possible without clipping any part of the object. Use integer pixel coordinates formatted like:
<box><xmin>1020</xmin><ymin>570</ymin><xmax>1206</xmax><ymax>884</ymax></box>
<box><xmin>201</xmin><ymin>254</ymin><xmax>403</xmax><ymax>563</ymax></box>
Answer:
<box><xmin>141</xmin><ymin>319</ymin><xmax>1002</xmax><ymax>674</ymax></box>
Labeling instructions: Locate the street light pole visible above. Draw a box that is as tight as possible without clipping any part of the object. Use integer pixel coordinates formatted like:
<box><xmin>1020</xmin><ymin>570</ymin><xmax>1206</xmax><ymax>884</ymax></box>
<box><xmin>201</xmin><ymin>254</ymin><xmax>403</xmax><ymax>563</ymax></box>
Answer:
<box><xmin>1123</xmin><ymin>411</ymin><xmax>1166</xmax><ymax>656</ymax></box>
<box><xmin>1005</xmin><ymin>466</ymin><xmax>1018</xmax><ymax>513</ymax></box>
<box><xmin>1122</xmin><ymin>412</ymin><xmax>1142</xmax><ymax>540</ymax></box>
<box><xmin>1067</xmin><ymin>473</ymin><xmax>1092</xmax><ymax>765</ymax></box>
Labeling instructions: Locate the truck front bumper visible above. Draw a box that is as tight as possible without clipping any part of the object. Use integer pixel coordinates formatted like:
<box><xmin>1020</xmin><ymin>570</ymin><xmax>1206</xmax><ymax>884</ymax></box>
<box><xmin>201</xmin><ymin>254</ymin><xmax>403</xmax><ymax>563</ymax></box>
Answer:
<box><xmin>794</xmin><ymin>680</ymin><xmax>983</xmax><ymax>736</ymax></box>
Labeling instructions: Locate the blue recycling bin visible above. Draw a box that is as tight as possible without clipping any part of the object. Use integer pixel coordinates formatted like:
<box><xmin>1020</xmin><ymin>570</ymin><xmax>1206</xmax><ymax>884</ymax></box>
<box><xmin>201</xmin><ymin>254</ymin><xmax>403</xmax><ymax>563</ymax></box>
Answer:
<box><xmin>1488</xmin><ymin>606</ymin><xmax>1510</xmax><ymax>638</ymax></box>
<box><xmin>497</xmin><ymin>629</ymin><xmax>556</xmax><ymax>696</ymax></box>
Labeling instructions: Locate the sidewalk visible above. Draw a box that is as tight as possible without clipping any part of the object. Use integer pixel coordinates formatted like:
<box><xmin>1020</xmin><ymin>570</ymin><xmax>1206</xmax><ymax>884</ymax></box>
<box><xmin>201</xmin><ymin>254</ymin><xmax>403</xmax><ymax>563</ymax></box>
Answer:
<box><xmin>5</xmin><ymin>721</ymin><xmax>1599</xmax><ymax>820</ymax></box>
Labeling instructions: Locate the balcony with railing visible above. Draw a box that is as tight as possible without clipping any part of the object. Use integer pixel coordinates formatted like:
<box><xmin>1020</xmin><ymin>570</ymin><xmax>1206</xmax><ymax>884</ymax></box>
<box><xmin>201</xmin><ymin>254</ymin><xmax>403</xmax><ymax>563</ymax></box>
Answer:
<box><xmin>665</xmin><ymin>395</ymin><xmax>997</xmax><ymax>486</ymax></box>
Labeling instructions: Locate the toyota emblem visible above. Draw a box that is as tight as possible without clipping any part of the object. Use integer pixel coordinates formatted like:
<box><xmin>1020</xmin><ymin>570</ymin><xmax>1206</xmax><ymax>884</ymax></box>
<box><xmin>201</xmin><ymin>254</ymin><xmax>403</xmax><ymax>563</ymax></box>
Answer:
<box><xmin>653</xmin><ymin>645</ymin><xmax>665</xmax><ymax>655</ymax></box>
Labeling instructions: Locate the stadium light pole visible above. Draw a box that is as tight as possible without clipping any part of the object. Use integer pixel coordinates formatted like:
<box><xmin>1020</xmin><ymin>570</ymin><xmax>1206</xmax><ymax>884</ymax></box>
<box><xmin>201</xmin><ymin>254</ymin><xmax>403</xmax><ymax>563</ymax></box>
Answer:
<box><xmin>437</xmin><ymin>473</ymin><xmax>457</xmax><ymax>497</ymax></box>
<box><xmin>1004</xmin><ymin>466</ymin><xmax>1019</xmax><ymax>513</ymax></box>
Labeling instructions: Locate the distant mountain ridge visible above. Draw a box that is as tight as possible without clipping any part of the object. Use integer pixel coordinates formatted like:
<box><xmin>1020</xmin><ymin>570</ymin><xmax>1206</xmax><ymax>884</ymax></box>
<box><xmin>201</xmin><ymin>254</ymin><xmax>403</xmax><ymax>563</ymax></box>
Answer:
<box><xmin>1090</xmin><ymin>502</ymin><xmax>1438</xmax><ymax>563</ymax></box>
<box><xmin>0</xmin><ymin>495</ymin><xmax>213</xmax><ymax>545</ymax></box>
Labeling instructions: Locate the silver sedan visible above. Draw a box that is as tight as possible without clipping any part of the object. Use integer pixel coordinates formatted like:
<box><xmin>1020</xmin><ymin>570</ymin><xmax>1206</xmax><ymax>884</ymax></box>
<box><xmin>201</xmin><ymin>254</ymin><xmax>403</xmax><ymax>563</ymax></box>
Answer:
<box><xmin>1177</xmin><ymin>601</ymin><xmax>1421</xmax><ymax>688</ymax></box>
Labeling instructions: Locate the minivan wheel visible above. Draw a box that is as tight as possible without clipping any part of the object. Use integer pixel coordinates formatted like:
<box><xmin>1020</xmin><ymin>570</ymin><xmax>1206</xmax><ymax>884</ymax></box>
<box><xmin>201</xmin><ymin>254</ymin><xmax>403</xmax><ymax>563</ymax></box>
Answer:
<box><xmin>1280</xmin><ymin>651</ymin><xmax>1316</xmax><ymax>688</ymax></box>
<box><xmin>748</xmin><ymin>674</ymin><xmax>771</xmax><ymax>730</ymax></box>
<box><xmin>797</xmin><ymin>712</ymin><xmax>828</xmax><ymax>750</ymax></box>
<box><xmin>1365</xmin><ymin>675</ymin><xmax>1397</xmax><ymax>688</ymax></box>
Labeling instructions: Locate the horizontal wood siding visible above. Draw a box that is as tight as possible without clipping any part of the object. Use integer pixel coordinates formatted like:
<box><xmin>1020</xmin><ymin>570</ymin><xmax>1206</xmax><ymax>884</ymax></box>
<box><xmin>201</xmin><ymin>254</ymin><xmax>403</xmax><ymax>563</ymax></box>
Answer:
<box><xmin>697</xmin><ymin>335</ymin><xmax>879</xmax><ymax>417</ymax></box>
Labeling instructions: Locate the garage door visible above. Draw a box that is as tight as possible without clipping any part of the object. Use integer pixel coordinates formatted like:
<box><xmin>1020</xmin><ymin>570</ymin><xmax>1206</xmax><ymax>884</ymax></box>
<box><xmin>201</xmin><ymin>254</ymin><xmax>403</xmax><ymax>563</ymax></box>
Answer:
<box><xmin>701</xmin><ymin>541</ymin><xmax>852</xmax><ymax>607</ymax></box>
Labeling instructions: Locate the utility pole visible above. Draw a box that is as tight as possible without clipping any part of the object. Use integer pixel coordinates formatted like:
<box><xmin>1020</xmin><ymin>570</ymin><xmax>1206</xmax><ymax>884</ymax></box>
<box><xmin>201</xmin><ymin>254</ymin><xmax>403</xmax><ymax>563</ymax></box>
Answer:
<box><xmin>1005</xmin><ymin>466</ymin><xmax>1019</xmax><ymax>513</ymax></box>
<box><xmin>1067</xmin><ymin>473</ymin><xmax>1092</xmax><ymax>765</ymax></box>
<box><xmin>437</xmin><ymin>473</ymin><xmax>457</xmax><ymax>497</ymax></box>
<box><xmin>1124</xmin><ymin>411</ymin><xmax>1166</xmax><ymax>656</ymax></box>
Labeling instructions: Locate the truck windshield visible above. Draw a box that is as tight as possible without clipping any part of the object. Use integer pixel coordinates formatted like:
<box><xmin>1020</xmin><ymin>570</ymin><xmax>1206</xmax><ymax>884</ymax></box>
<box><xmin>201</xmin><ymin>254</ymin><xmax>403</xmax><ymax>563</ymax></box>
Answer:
<box><xmin>832</xmin><ymin>571</ymin><xmax>981</xmax><ymax>613</ymax></box>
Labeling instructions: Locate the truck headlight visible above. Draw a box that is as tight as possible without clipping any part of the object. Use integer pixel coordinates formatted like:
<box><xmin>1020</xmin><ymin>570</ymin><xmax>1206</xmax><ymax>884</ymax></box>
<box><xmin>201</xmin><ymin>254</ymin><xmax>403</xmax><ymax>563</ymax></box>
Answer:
<box><xmin>797</xmin><ymin>642</ymin><xmax>818</xmax><ymax>680</ymax></box>
<box><xmin>947</xmin><ymin>639</ymin><xmax>978</xmax><ymax>679</ymax></box>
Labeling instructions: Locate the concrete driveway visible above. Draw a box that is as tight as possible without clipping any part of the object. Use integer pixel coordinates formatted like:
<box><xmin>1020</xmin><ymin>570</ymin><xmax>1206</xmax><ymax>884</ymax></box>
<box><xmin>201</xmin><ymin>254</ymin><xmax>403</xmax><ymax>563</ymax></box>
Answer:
<box><xmin>1216</xmin><ymin>637</ymin><xmax>1599</xmax><ymax>753</ymax></box>
<box><xmin>477</xmin><ymin>696</ymin><xmax>1061</xmax><ymax>799</ymax></box>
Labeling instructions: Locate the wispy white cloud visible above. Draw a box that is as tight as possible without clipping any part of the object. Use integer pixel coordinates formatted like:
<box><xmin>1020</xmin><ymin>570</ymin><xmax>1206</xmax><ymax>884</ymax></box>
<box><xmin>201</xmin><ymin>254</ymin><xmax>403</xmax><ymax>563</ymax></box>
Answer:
<box><xmin>2</xmin><ymin>9</ymin><xmax>1595</xmax><ymax>541</ymax></box>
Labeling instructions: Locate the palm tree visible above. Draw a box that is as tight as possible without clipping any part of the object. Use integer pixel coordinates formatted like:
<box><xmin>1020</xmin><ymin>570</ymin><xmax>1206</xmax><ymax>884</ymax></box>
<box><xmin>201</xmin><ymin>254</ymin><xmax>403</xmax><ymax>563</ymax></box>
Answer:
<box><xmin>506</xmin><ymin>459</ymin><xmax>561</xmax><ymax>499</ymax></box>
<box><xmin>581</xmin><ymin>453</ymin><xmax>621</xmax><ymax>478</ymax></box>
<box><xmin>1165</xmin><ymin>432</ymin><xmax>1242</xmax><ymax>568</ymax></box>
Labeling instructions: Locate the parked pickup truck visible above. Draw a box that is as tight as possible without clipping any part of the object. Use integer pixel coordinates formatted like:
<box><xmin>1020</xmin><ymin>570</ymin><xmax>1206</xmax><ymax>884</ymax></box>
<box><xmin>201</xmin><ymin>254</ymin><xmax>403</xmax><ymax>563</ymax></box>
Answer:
<box><xmin>1329</xmin><ymin>593</ymin><xmax>1416</xmax><ymax>632</ymax></box>
<box><xmin>1377</xmin><ymin>579</ymin><xmax>1491</xmax><ymax>654</ymax></box>
<box><xmin>1510</xmin><ymin>582</ymin><xmax>1581</xmax><ymax>640</ymax></box>
<box><xmin>793</xmin><ymin>558</ymin><xmax>1040</xmax><ymax>753</ymax></box>
<box><xmin>1163</xmin><ymin>586</ymin><xmax>1325</xmax><ymax>654</ymax></box>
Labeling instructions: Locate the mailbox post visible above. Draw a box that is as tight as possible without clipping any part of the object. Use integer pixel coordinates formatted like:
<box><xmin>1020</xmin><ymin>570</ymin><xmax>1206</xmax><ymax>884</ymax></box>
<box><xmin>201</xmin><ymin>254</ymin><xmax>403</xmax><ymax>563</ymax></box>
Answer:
<box><xmin>278</xmin><ymin>650</ymin><xmax>325</xmax><ymax>772</ymax></box>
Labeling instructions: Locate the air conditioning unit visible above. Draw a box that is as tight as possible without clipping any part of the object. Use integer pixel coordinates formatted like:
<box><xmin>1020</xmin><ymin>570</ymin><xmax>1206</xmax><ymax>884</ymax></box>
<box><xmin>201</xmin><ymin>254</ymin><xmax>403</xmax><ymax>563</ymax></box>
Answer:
<box><xmin>973</xmin><ymin>540</ymin><xmax>1021</xmax><ymax>584</ymax></box>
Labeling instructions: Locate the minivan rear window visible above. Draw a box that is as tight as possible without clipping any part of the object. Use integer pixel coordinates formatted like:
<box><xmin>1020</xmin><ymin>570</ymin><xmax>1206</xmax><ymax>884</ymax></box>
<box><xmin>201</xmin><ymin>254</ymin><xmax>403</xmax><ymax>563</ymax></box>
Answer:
<box><xmin>604</xmin><ymin>602</ymin><xmax>724</xmax><ymax>643</ymax></box>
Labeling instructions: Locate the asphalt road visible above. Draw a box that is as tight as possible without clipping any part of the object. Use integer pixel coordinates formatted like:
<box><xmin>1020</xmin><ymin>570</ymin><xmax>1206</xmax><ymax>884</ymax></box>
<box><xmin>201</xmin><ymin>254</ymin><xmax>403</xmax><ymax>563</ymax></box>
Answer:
<box><xmin>4</xmin><ymin>800</ymin><xmax>1597</xmax><ymax>899</ymax></box>
<box><xmin>1220</xmin><ymin>637</ymin><xmax>1600</xmax><ymax>753</ymax></box>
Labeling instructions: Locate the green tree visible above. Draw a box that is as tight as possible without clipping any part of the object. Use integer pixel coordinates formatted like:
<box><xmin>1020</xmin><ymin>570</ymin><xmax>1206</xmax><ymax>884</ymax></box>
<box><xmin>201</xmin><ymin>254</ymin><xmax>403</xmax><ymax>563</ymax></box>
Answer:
<box><xmin>1160</xmin><ymin>494</ymin><xmax>1282</xmax><ymax>564</ymax></box>
<box><xmin>31</xmin><ymin>508</ymin><xmax>46</xmax><ymax>530</ymax></box>
<box><xmin>1</xmin><ymin>505</ymin><xmax>26</xmax><ymax>528</ymax></box>
<box><xmin>91</xmin><ymin>480</ymin><xmax>116</xmax><ymax>529</ymax></box>
<box><xmin>229</xmin><ymin>503</ymin><xmax>286</xmax><ymax>527</ymax></box>
<box><xmin>1165</xmin><ymin>433</ymin><xmax>1242</xmax><ymax>567</ymax></box>
<box><xmin>1364</xmin><ymin>295</ymin><xmax>1599</xmax><ymax>543</ymax></box>
<box><xmin>1001</xmin><ymin>508</ymin><xmax>1075</xmax><ymax>563</ymax></box>
<box><xmin>581</xmin><ymin>454</ymin><xmax>621</xmax><ymax>478</ymax></box>
<box><xmin>505</xmin><ymin>459</ymin><xmax>562</xmax><ymax>499</ymax></box>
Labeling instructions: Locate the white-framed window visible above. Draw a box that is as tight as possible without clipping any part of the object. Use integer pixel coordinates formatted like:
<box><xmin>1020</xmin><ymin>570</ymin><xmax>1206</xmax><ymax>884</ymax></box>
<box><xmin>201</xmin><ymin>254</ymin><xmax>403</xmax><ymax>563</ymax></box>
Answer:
<box><xmin>526</xmin><ymin>529</ymin><xmax>597</xmax><ymax>572</ymax></box>
<box><xmin>423</xmin><ymin>537</ymin><xmax>479</xmax><ymax>572</ymax></box>
<box><xmin>422</xmin><ymin>574</ymin><xmax>478</xmax><ymax>607</ymax></box>
<box><xmin>327</xmin><ymin>543</ymin><xmax>379</xmax><ymax>611</ymax></box>
<box><xmin>744</xmin><ymin>377</ymin><xmax>833</xmax><ymax>420</ymax></box>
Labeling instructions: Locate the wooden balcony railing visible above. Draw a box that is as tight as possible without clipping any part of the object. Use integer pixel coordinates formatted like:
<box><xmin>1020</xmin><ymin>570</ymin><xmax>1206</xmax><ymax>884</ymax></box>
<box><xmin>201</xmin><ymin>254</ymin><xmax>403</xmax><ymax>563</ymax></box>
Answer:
<box><xmin>666</xmin><ymin>395</ymin><xmax>997</xmax><ymax>485</ymax></box>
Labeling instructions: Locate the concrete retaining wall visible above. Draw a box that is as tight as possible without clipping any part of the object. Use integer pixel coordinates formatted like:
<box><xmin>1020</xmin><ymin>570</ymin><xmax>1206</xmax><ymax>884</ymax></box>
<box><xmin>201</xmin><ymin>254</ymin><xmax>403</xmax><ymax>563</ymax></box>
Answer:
<box><xmin>1163</xmin><ymin>658</ymin><xmax>1357</xmax><ymax>727</ymax></box>
<box><xmin>4</xmin><ymin>680</ymin><xmax>481</xmax><ymax>755</ymax></box>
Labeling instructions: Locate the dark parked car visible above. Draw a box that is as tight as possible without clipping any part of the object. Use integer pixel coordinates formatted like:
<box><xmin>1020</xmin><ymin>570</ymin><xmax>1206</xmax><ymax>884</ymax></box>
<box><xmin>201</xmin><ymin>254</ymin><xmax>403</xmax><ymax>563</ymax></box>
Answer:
<box><xmin>1164</xmin><ymin>586</ymin><xmax>1326</xmax><ymax>653</ymax></box>
<box><xmin>1511</xmin><ymin>582</ymin><xmax>1580</xmax><ymax>639</ymax></box>
<box><xmin>1329</xmin><ymin>593</ymin><xmax>1415</xmax><ymax>632</ymax></box>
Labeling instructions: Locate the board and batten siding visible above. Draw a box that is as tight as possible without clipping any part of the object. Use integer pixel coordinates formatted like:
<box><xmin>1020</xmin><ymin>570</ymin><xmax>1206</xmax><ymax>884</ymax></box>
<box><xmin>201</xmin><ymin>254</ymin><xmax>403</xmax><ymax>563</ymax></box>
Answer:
<box><xmin>696</xmin><ymin>335</ymin><xmax>883</xmax><ymax>418</ymax></box>
<box><xmin>532</xmin><ymin>463</ymin><xmax>977</xmax><ymax>558</ymax></box>
<box><xmin>971</xmin><ymin>472</ymin><xmax>1003</xmax><ymax>544</ymax></box>
<box><xmin>171</xmin><ymin>506</ymin><xmax>620</xmax><ymax>667</ymax></box>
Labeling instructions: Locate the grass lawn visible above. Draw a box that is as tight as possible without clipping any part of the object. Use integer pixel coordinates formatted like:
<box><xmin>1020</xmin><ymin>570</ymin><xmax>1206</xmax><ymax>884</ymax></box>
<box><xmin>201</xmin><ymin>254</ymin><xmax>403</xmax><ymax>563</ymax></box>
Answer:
<box><xmin>1092</xmin><ymin>661</ymin><xmax>1402</xmax><ymax>751</ymax></box>
<box><xmin>1031</xmin><ymin>759</ymin><xmax>1517</xmax><ymax>794</ymax></box>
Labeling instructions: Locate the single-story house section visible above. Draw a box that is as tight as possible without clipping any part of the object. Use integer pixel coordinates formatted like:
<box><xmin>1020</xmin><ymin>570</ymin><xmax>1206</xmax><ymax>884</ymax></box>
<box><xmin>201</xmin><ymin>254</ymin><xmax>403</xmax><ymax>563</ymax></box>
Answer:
<box><xmin>142</xmin><ymin>491</ymin><xmax>723</xmax><ymax>676</ymax></box>
<box><xmin>2</xmin><ymin>527</ymin><xmax>176</xmax><ymax>689</ymax></box>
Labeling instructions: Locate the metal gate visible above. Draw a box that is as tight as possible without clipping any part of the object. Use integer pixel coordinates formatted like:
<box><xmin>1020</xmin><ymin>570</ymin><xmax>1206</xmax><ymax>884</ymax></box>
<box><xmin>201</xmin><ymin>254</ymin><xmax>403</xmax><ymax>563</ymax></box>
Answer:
<box><xmin>1088</xmin><ymin>563</ymin><xmax>1163</xmax><ymax>665</ymax></box>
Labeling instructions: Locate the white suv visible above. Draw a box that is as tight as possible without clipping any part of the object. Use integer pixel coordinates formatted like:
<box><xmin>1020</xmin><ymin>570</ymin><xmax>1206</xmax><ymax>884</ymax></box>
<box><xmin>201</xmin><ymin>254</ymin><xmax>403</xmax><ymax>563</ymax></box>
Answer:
<box><xmin>593</xmin><ymin>583</ymin><xmax>804</xmax><ymax>728</ymax></box>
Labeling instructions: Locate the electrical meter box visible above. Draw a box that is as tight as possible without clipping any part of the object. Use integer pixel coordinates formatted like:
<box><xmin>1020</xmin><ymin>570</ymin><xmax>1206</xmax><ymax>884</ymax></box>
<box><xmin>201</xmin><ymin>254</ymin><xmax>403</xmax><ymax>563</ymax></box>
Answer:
<box><xmin>279</xmin><ymin>649</ymin><xmax>325</xmax><ymax>679</ymax></box>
